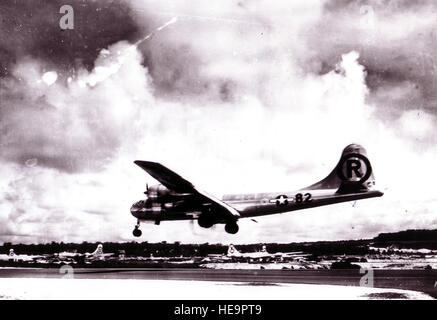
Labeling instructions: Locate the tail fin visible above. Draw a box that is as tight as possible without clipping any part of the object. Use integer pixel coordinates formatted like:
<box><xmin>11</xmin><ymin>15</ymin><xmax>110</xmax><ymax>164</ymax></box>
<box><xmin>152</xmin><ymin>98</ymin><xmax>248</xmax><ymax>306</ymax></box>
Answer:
<box><xmin>307</xmin><ymin>144</ymin><xmax>376</xmax><ymax>194</ymax></box>
<box><xmin>8</xmin><ymin>249</ymin><xmax>17</xmax><ymax>262</ymax></box>
<box><xmin>91</xmin><ymin>244</ymin><xmax>104</xmax><ymax>256</ymax></box>
<box><xmin>227</xmin><ymin>244</ymin><xmax>241</xmax><ymax>256</ymax></box>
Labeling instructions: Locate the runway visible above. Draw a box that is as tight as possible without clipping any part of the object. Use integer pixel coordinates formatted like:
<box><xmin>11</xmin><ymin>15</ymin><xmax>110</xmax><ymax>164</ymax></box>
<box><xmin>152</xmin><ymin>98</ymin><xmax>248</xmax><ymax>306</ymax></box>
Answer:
<box><xmin>0</xmin><ymin>268</ymin><xmax>436</xmax><ymax>299</ymax></box>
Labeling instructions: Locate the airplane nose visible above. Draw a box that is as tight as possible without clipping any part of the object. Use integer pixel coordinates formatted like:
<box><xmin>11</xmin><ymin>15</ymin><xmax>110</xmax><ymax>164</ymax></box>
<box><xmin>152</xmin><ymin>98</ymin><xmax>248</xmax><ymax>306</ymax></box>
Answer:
<box><xmin>130</xmin><ymin>206</ymin><xmax>139</xmax><ymax>218</ymax></box>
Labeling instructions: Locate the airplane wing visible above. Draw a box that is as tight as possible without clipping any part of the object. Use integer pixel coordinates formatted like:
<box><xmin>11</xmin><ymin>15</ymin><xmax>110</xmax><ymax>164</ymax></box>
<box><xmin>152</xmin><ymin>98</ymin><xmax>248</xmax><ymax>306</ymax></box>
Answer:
<box><xmin>134</xmin><ymin>161</ymin><xmax>240</xmax><ymax>220</ymax></box>
<box><xmin>134</xmin><ymin>161</ymin><xmax>195</xmax><ymax>193</ymax></box>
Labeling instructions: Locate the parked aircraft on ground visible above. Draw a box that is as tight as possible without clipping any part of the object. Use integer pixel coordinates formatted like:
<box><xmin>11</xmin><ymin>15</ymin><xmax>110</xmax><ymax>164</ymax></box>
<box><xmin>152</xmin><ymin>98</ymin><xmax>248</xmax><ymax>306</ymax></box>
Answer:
<box><xmin>225</xmin><ymin>244</ymin><xmax>309</xmax><ymax>262</ymax></box>
<box><xmin>56</xmin><ymin>244</ymin><xmax>114</xmax><ymax>261</ymax></box>
<box><xmin>0</xmin><ymin>249</ymin><xmax>44</xmax><ymax>262</ymax></box>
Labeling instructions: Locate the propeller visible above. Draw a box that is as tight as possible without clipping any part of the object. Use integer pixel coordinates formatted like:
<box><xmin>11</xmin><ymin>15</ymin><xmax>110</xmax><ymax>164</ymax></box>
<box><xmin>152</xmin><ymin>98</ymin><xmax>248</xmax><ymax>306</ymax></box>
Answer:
<box><xmin>189</xmin><ymin>219</ymin><xmax>201</xmax><ymax>236</ymax></box>
<box><xmin>144</xmin><ymin>183</ymin><xmax>149</xmax><ymax>195</ymax></box>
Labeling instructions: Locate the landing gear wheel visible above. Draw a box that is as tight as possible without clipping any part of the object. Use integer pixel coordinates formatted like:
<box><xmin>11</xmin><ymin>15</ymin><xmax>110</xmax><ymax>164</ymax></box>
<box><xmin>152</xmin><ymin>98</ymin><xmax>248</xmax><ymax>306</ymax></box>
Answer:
<box><xmin>133</xmin><ymin>227</ymin><xmax>142</xmax><ymax>237</ymax></box>
<box><xmin>225</xmin><ymin>222</ymin><xmax>239</xmax><ymax>234</ymax></box>
<box><xmin>198</xmin><ymin>213</ymin><xmax>214</xmax><ymax>228</ymax></box>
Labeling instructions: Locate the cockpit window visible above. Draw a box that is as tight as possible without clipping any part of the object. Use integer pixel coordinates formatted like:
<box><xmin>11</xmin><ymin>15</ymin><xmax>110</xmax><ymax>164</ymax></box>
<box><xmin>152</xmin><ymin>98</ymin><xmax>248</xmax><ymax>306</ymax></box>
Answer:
<box><xmin>134</xmin><ymin>200</ymin><xmax>151</xmax><ymax>208</ymax></box>
<box><xmin>134</xmin><ymin>200</ymin><xmax>143</xmax><ymax>207</ymax></box>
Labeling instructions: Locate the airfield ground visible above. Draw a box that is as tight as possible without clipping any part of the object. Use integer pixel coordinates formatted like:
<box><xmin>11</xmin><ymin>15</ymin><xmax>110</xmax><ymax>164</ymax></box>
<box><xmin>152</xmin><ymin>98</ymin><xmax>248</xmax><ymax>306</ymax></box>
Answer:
<box><xmin>0</xmin><ymin>268</ymin><xmax>435</xmax><ymax>300</ymax></box>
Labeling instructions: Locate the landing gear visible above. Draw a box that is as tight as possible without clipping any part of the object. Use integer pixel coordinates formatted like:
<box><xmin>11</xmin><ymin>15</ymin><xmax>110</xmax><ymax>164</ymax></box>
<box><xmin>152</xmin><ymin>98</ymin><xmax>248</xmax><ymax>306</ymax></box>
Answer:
<box><xmin>133</xmin><ymin>228</ymin><xmax>142</xmax><ymax>237</ymax></box>
<box><xmin>225</xmin><ymin>221</ymin><xmax>239</xmax><ymax>234</ymax></box>
<box><xmin>198</xmin><ymin>213</ymin><xmax>214</xmax><ymax>228</ymax></box>
<box><xmin>133</xmin><ymin>221</ymin><xmax>142</xmax><ymax>237</ymax></box>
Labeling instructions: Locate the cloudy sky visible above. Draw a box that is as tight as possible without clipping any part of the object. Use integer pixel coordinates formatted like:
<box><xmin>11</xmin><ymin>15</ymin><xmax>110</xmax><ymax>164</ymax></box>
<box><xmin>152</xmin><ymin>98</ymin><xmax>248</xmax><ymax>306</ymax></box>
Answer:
<box><xmin>0</xmin><ymin>0</ymin><xmax>437</xmax><ymax>244</ymax></box>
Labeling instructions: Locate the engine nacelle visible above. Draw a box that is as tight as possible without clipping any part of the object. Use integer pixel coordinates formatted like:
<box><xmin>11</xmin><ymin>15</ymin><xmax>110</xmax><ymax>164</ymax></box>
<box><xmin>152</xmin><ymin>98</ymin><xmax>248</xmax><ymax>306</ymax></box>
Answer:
<box><xmin>146</xmin><ymin>184</ymin><xmax>170</xmax><ymax>199</ymax></box>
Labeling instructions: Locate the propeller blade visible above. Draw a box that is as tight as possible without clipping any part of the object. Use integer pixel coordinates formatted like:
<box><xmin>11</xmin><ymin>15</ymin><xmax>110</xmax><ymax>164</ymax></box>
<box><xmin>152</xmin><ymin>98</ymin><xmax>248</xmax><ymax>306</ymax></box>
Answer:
<box><xmin>189</xmin><ymin>219</ymin><xmax>201</xmax><ymax>236</ymax></box>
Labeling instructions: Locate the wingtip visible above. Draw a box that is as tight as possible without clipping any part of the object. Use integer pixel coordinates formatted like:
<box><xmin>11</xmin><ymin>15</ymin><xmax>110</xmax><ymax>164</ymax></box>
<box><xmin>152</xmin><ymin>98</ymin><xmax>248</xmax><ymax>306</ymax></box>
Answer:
<box><xmin>134</xmin><ymin>160</ymin><xmax>164</xmax><ymax>170</ymax></box>
<box><xmin>134</xmin><ymin>160</ymin><xmax>155</xmax><ymax>165</ymax></box>
<box><xmin>133</xmin><ymin>160</ymin><xmax>149</xmax><ymax>168</ymax></box>
<box><xmin>133</xmin><ymin>160</ymin><xmax>143</xmax><ymax>167</ymax></box>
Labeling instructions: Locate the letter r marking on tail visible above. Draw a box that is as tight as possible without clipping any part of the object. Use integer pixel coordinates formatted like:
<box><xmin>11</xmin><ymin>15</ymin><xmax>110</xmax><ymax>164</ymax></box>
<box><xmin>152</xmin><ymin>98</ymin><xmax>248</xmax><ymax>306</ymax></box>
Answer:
<box><xmin>346</xmin><ymin>159</ymin><xmax>363</xmax><ymax>178</ymax></box>
<box><xmin>338</xmin><ymin>153</ymin><xmax>372</xmax><ymax>183</ymax></box>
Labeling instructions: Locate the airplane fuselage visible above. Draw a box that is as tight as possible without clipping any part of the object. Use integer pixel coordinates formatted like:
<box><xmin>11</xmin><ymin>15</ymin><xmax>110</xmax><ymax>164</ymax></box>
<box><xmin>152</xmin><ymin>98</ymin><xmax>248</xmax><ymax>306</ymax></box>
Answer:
<box><xmin>131</xmin><ymin>187</ymin><xmax>383</xmax><ymax>222</ymax></box>
<box><xmin>130</xmin><ymin>144</ymin><xmax>384</xmax><ymax>235</ymax></box>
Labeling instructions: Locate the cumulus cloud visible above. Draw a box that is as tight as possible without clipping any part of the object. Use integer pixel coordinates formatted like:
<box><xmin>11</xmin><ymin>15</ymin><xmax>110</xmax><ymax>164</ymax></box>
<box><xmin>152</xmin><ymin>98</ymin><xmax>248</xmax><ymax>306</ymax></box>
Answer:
<box><xmin>0</xmin><ymin>0</ymin><xmax>140</xmax><ymax>76</ymax></box>
<box><xmin>1</xmin><ymin>0</ymin><xmax>437</xmax><ymax>244</ymax></box>
<box><xmin>0</xmin><ymin>41</ymin><xmax>152</xmax><ymax>173</ymax></box>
